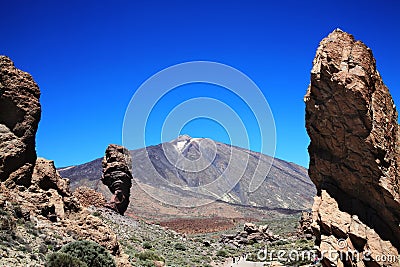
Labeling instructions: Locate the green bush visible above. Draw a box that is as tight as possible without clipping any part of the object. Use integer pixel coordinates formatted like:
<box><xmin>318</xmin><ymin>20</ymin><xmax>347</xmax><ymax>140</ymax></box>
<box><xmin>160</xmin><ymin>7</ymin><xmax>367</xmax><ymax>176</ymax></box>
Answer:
<box><xmin>56</xmin><ymin>240</ymin><xmax>116</xmax><ymax>267</ymax></box>
<box><xmin>46</xmin><ymin>252</ymin><xmax>87</xmax><ymax>267</ymax></box>
<box><xmin>174</xmin><ymin>242</ymin><xmax>186</xmax><ymax>251</ymax></box>
<box><xmin>136</xmin><ymin>251</ymin><xmax>164</xmax><ymax>262</ymax></box>
<box><xmin>272</xmin><ymin>239</ymin><xmax>290</xmax><ymax>246</ymax></box>
<box><xmin>216</xmin><ymin>249</ymin><xmax>228</xmax><ymax>257</ymax></box>
<box><xmin>142</xmin><ymin>241</ymin><xmax>152</xmax><ymax>249</ymax></box>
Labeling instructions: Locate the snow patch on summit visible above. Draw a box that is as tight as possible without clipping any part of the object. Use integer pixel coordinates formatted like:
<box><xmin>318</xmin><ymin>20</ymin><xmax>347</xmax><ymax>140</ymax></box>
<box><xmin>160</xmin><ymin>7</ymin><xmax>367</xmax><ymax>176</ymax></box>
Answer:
<box><xmin>176</xmin><ymin>140</ymin><xmax>187</xmax><ymax>151</ymax></box>
<box><xmin>171</xmin><ymin>135</ymin><xmax>204</xmax><ymax>153</ymax></box>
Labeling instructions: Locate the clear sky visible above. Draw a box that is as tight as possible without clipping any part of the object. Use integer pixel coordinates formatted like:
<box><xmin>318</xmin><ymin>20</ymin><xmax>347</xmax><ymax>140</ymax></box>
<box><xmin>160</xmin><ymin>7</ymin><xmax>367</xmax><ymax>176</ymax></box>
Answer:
<box><xmin>1</xmin><ymin>0</ymin><xmax>399</xmax><ymax>168</ymax></box>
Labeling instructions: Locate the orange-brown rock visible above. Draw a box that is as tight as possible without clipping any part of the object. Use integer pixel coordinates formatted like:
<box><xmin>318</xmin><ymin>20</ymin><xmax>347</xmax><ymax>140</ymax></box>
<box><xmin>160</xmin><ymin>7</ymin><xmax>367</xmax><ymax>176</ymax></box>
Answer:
<box><xmin>23</xmin><ymin>157</ymin><xmax>80</xmax><ymax>221</ymax></box>
<box><xmin>305</xmin><ymin>29</ymin><xmax>400</xmax><ymax>266</ymax></box>
<box><xmin>101</xmin><ymin>144</ymin><xmax>133</xmax><ymax>215</ymax></box>
<box><xmin>297</xmin><ymin>211</ymin><xmax>313</xmax><ymax>240</ymax></box>
<box><xmin>73</xmin><ymin>186</ymin><xmax>106</xmax><ymax>207</ymax></box>
<box><xmin>32</xmin><ymin>158</ymin><xmax>71</xmax><ymax>195</ymax></box>
<box><xmin>0</xmin><ymin>55</ymin><xmax>41</xmax><ymax>187</ymax></box>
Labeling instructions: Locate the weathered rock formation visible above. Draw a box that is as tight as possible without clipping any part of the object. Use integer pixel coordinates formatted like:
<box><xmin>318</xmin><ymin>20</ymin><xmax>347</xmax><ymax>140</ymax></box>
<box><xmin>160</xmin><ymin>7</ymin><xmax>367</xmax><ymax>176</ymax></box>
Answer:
<box><xmin>220</xmin><ymin>222</ymin><xmax>279</xmax><ymax>247</ymax></box>
<box><xmin>28</xmin><ymin>157</ymin><xmax>80</xmax><ymax>221</ymax></box>
<box><xmin>0</xmin><ymin>56</ymin><xmax>80</xmax><ymax>222</ymax></box>
<box><xmin>0</xmin><ymin>56</ymin><xmax>41</xmax><ymax>187</ymax></box>
<box><xmin>297</xmin><ymin>211</ymin><xmax>313</xmax><ymax>240</ymax></box>
<box><xmin>305</xmin><ymin>29</ymin><xmax>400</xmax><ymax>266</ymax></box>
<box><xmin>102</xmin><ymin>144</ymin><xmax>133</xmax><ymax>215</ymax></box>
<box><xmin>0</xmin><ymin>56</ymin><xmax>130</xmax><ymax>266</ymax></box>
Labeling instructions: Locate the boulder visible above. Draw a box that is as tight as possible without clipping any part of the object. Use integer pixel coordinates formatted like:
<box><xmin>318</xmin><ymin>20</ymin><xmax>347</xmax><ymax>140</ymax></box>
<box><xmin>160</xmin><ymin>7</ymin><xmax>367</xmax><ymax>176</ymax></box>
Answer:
<box><xmin>32</xmin><ymin>158</ymin><xmax>70</xmax><ymax>196</ymax></box>
<box><xmin>305</xmin><ymin>29</ymin><xmax>400</xmax><ymax>266</ymax></box>
<box><xmin>244</xmin><ymin>222</ymin><xmax>258</xmax><ymax>233</ymax></box>
<box><xmin>23</xmin><ymin>158</ymin><xmax>80</xmax><ymax>221</ymax></box>
<box><xmin>220</xmin><ymin>222</ymin><xmax>279</xmax><ymax>247</ymax></box>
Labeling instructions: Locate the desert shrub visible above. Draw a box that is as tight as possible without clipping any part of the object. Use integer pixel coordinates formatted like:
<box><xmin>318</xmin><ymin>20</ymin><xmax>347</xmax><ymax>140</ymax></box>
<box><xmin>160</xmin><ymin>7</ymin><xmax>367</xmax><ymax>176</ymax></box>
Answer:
<box><xmin>58</xmin><ymin>240</ymin><xmax>116</xmax><ymax>267</ymax></box>
<box><xmin>46</xmin><ymin>252</ymin><xmax>87</xmax><ymax>267</ymax></box>
<box><xmin>135</xmin><ymin>260</ymin><xmax>156</xmax><ymax>267</ymax></box>
<box><xmin>246</xmin><ymin>252</ymin><xmax>259</xmax><ymax>262</ymax></box>
<box><xmin>142</xmin><ymin>241</ymin><xmax>152</xmax><ymax>249</ymax></box>
<box><xmin>272</xmin><ymin>239</ymin><xmax>290</xmax><ymax>246</ymax></box>
<box><xmin>174</xmin><ymin>242</ymin><xmax>186</xmax><ymax>251</ymax></box>
<box><xmin>136</xmin><ymin>250</ymin><xmax>164</xmax><ymax>262</ymax></box>
<box><xmin>216</xmin><ymin>249</ymin><xmax>228</xmax><ymax>257</ymax></box>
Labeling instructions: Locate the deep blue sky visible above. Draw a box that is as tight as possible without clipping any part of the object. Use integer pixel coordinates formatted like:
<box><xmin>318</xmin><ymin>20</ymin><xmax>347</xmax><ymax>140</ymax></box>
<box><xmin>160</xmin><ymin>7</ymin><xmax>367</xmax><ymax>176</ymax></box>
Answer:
<box><xmin>1</xmin><ymin>0</ymin><xmax>399</xmax><ymax>168</ymax></box>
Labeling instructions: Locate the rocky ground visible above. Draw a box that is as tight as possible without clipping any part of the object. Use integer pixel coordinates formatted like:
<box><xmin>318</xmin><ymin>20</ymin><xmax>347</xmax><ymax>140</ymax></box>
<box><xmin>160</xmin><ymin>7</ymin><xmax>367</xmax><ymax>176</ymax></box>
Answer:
<box><xmin>158</xmin><ymin>217</ymin><xmax>252</xmax><ymax>234</ymax></box>
<box><xmin>0</xmin><ymin>190</ymin><xmax>74</xmax><ymax>266</ymax></box>
<box><xmin>0</xmin><ymin>197</ymin><xmax>314</xmax><ymax>267</ymax></box>
<box><xmin>94</xmin><ymin>206</ymin><xmax>315</xmax><ymax>267</ymax></box>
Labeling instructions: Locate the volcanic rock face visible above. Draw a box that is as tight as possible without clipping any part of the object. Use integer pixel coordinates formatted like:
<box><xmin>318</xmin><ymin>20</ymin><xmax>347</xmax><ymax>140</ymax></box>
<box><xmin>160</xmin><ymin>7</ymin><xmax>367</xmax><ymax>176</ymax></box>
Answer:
<box><xmin>0</xmin><ymin>56</ymin><xmax>41</xmax><ymax>187</ymax></box>
<box><xmin>305</xmin><ymin>29</ymin><xmax>400</xmax><ymax>266</ymax></box>
<box><xmin>102</xmin><ymin>144</ymin><xmax>133</xmax><ymax>215</ymax></box>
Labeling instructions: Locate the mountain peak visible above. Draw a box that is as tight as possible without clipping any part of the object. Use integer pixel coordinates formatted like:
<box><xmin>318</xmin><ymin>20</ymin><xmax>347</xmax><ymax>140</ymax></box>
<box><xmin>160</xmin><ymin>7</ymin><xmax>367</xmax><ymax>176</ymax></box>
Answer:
<box><xmin>170</xmin><ymin>134</ymin><xmax>203</xmax><ymax>153</ymax></box>
<box><xmin>175</xmin><ymin>134</ymin><xmax>192</xmax><ymax>141</ymax></box>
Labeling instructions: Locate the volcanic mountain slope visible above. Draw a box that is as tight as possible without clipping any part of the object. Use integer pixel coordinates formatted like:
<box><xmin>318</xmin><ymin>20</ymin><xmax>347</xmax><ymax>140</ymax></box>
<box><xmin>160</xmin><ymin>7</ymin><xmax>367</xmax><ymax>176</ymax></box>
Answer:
<box><xmin>59</xmin><ymin>135</ymin><xmax>315</xmax><ymax>213</ymax></box>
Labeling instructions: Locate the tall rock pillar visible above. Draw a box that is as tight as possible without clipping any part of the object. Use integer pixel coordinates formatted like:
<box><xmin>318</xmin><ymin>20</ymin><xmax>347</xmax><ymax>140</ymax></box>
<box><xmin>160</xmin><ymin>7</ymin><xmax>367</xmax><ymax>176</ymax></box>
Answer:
<box><xmin>101</xmin><ymin>144</ymin><xmax>133</xmax><ymax>215</ymax></box>
<box><xmin>305</xmin><ymin>29</ymin><xmax>400</xmax><ymax>266</ymax></box>
<box><xmin>0</xmin><ymin>56</ymin><xmax>41</xmax><ymax>187</ymax></box>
